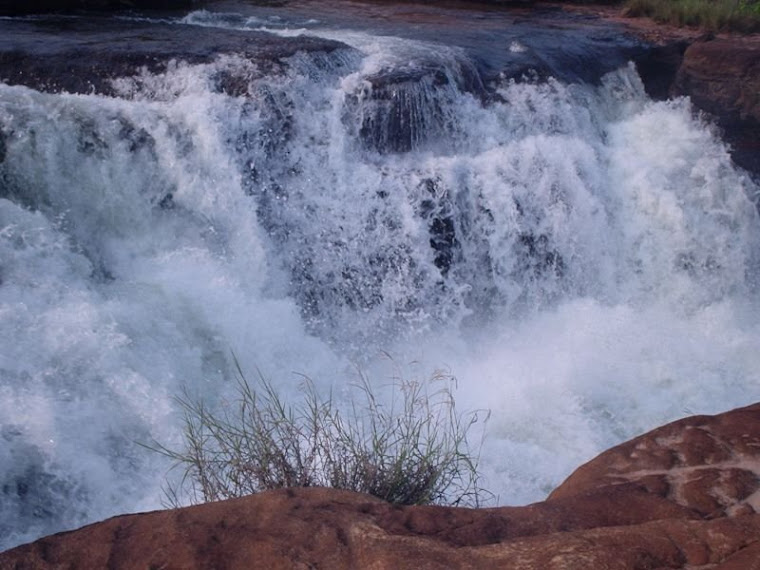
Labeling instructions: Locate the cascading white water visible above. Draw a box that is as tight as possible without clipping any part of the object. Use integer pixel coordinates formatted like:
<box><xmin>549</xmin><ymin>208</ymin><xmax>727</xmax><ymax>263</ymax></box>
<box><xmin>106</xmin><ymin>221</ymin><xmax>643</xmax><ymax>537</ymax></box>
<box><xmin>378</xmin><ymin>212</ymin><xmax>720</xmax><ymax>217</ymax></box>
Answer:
<box><xmin>1</xmin><ymin>9</ymin><xmax>759</xmax><ymax>550</ymax></box>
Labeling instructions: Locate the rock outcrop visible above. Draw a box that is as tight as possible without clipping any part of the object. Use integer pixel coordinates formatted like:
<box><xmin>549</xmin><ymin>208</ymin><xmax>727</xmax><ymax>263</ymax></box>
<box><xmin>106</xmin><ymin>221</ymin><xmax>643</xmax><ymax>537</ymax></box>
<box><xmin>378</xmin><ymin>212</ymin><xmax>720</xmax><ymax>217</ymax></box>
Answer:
<box><xmin>2</xmin><ymin>403</ymin><xmax>760</xmax><ymax>569</ymax></box>
<box><xmin>674</xmin><ymin>37</ymin><xmax>760</xmax><ymax>126</ymax></box>
<box><xmin>673</xmin><ymin>36</ymin><xmax>760</xmax><ymax>175</ymax></box>
<box><xmin>557</xmin><ymin>6</ymin><xmax>760</xmax><ymax>177</ymax></box>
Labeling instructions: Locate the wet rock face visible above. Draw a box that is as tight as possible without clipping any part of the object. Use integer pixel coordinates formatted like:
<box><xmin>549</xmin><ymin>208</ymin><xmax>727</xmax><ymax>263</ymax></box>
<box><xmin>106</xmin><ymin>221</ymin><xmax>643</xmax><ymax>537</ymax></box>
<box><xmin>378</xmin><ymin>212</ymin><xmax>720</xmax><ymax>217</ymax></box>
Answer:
<box><xmin>626</xmin><ymin>34</ymin><xmax>759</xmax><ymax>178</ymax></box>
<box><xmin>345</xmin><ymin>64</ymin><xmax>485</xmax><ymax>154</ymax></box>
<box><xmin>0</xmin><ymin>128</ymin><xmax>6</xmax><ymax>164</ymax></box>
<box><xmin>0</xmin><ymin>0</ymin><xmax>196</xmax><ymax>16</ymax></box>
<box><xmin>674</xmin><ymin>38</ymin><xmax>760</xmax><ymax>125</ymax></box>
<box><xmin>3</xmin><ymin>403</ymin><xmax>760</xmax><ymax>569</ymax></box>
<box><xmin>0</xmin><ymin>17</ymin><xmax>351</xmax><ymax>97</ymax></box>
<box><xmin>673</xmin><ymin>37</ymin><xmax>760</xmax><ymax>176</ymax></box>
<box><xmin>632</xmin><ymin>40</ymin><xmax>689</xmax><ymax>100</ymax></box>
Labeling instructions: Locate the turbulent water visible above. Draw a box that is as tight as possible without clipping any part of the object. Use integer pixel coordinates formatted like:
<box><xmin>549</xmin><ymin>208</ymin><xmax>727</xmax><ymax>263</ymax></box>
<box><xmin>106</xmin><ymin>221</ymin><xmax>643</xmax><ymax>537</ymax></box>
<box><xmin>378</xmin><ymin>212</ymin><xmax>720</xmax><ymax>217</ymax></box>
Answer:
<box><xmin>1</xmin><ymin>2</ymin><xmax>760</xmax><ymax>550</ymax></box>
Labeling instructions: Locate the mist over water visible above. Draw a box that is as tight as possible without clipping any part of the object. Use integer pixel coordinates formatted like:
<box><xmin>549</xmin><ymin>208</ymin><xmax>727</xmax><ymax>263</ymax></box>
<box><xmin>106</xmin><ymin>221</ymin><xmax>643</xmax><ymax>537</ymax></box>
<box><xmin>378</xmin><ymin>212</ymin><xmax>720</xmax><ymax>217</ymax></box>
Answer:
<box><xmin>1</xmin><ymin>5</ymin><xmax>760</xmax><ymax>550</ymax></box>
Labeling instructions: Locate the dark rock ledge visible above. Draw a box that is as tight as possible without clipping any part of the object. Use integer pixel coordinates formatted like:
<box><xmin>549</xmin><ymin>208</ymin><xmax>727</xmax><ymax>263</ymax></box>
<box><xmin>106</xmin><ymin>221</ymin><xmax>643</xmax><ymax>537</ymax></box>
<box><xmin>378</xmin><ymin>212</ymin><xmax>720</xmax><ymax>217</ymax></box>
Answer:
<box><xmin>0</xmin><ymin>17</ymin><xmax>352</xmax><ymax>96</ymax></box>
<box><xmin>0</xmin><ymin>0</ymin><xmax>196</xmax><ymax>15</ymax></box>
<box><xmin>0</xmin><ymin>3</ymin><xmax>756</xmax><ymax>175</ymax></box>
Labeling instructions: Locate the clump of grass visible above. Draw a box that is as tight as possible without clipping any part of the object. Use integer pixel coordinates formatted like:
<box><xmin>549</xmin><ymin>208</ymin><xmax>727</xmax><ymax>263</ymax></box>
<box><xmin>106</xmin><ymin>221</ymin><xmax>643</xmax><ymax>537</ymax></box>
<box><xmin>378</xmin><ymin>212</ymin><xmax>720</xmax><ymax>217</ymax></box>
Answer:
<box><xmin>623</xmin><ymin>0</ymin><xmax>760</xmax><ymax>32</ymax></box>
<box><xmin>147</xmin><ymin>360</ymin><xmax>490</xmax><ymax>508</ymax></box>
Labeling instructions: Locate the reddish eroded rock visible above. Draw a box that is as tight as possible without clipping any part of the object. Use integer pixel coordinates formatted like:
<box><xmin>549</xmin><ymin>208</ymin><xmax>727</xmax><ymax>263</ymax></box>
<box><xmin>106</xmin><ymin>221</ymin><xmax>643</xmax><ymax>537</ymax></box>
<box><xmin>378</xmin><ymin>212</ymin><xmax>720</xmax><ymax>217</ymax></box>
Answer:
<box><xmin>3</xmin><ymin>403</ymin><xmax>760</xmax><ymax>569</ymax></box>
<box><xmin>549</xmin><ymin>402</ymin><xmax>760</xmax><ymax>519</ymax></box>
<box><xmin>674</xmin><ymin>37</ymin><xmax>760</xmax><ymax>125</ymax></box>
<box><xmin>673</xmin><ymin>36</ymin><xmax>760</xmax><ymax>174</ymax></box>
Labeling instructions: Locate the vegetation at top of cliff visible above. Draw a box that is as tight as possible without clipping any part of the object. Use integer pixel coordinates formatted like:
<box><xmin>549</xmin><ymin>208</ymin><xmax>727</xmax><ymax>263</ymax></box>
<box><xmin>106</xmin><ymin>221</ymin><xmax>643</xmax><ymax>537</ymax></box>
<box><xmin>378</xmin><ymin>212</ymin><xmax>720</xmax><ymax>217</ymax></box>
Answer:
<box><xmin>147</xmin><ymin>359</ymin><xmax>491</xmax><ymax>508</ymax></box>
<box><xmin>623</xmin><ymin>0</ymin><xmax>760</xmax><ymax>32</ymax></box>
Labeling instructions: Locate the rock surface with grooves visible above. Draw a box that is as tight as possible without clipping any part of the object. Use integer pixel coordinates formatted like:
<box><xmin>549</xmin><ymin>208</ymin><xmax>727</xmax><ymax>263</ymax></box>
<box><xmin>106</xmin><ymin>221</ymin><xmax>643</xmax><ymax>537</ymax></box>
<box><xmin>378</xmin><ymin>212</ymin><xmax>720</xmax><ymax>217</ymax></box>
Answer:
<box><xmin>2</xmin><ymin>403</ymin><xmax>760</xmax><ymax>569</ymax></box>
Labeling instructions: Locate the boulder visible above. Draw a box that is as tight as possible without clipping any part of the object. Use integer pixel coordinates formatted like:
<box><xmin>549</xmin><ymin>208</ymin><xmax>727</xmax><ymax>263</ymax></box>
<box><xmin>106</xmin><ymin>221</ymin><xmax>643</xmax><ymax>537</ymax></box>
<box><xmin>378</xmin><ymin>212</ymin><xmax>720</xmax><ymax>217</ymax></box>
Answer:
<box><xmin>2</xmin><ymin>402</ymin><xmax>760</xmax><ymax>569</ymax></box>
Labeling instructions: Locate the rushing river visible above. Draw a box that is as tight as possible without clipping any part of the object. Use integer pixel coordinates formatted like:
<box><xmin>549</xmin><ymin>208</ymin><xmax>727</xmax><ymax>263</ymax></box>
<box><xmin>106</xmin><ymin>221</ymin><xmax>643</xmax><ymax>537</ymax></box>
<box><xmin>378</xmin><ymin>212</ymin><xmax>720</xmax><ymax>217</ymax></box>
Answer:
<box><xmin>1</xmin><ymin>0</ymin><xmax>759</xmax><ymax>550</ymax></box>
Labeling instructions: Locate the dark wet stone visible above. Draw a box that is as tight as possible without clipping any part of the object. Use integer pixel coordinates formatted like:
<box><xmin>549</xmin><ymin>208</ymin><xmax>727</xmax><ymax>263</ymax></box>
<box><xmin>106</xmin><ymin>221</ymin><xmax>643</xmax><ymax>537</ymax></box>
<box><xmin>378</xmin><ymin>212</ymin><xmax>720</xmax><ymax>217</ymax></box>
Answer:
<box><xmin>0</xmin><ymin>0</ymin><xmax>196</xmax><ymax>16</ymax></box>
<box><xmin>517</xmin><ymin>233</ymin><xmax>564</xmax><ymax>279</ymax></box>
<box><xmin>724</xmin><ymin>121</ymin><xmax>760</xmax><ymax>178</ymax></box>
<box><xmin>632</xmin><ymin>41</ymin><xmax>689</xmax><ymax>101</ymax></box>
<box><xmin>429</xmin><ymin>216</ymin><xmax>457</xmax><ymax>276</ymax></box>
<box><xmin>0</xmin><ymin>127</ymin><xmax>6</xmax><ymax>164</ymax></box>
<box><xmin>419</xmin><ymin>178</ymin><xmax>459</xmax><ymax>278</ymax></box>
<box><xmin>466</xmin><ymin>10</ymin><xmax>650</xmax><ymax>87</ymax></box>
<box><xmin>348</xmin><ymin>66</ymin><xmax>465</xmax><ymax>153</ymax></box>
<box><xmin>0</xmin><ymin>16</ymin><xmax>353</xmax><ymax>96</ymax></box>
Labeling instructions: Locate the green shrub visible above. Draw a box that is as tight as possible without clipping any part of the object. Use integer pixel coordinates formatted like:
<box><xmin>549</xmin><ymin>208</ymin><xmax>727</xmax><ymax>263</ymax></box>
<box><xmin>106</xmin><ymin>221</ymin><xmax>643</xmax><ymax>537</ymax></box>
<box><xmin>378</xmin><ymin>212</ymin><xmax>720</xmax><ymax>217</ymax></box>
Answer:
<box><xmin>623</xmin><ymin>0</ymin><xmax>760</xmax><ymax>32</ymax></box>
<box><xmin>147</xmin><ymin>360</ymin><xmax>490</xmax><ymax>508</ymax></box>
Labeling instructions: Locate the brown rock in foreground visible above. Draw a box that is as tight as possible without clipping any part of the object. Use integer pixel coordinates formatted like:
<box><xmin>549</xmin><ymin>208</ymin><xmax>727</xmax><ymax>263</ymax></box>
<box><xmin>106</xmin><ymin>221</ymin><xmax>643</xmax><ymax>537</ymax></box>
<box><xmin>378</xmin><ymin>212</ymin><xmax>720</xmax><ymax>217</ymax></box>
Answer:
<box><xmin>3</xmin><ymin>403</ymin><xmax>760</xmax><ymax>569</ymax></box>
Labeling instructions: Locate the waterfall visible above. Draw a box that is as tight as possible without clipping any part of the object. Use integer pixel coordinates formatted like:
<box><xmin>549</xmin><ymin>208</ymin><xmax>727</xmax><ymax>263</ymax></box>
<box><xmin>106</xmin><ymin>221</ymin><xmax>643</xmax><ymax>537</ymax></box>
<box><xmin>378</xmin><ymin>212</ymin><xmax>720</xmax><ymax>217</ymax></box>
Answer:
<box><xmin>1</xmin><ymin>7</ymin><xmax>759</xmax><ymax>550</ymax></box>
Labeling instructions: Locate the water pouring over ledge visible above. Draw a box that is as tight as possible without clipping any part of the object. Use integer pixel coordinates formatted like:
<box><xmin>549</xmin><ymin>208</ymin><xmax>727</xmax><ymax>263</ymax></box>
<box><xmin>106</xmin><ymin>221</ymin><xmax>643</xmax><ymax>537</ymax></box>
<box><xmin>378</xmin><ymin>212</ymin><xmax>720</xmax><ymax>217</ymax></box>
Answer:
<box><xmin>0</xmin><ymin>0</ymin><xmax>759</xmax><ymax>551</ymax></box>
